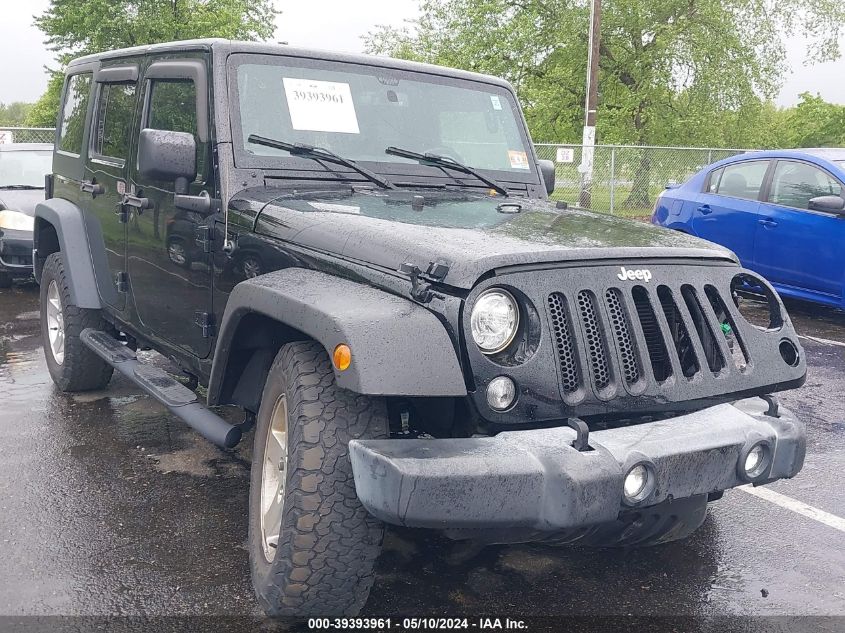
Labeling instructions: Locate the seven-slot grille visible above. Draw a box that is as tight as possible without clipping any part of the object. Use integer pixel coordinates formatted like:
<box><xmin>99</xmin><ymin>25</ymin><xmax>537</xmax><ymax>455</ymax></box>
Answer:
<box><xmin>547</xmin><ymin>282</ymin><xmax>743</xmax><ymax>401</ymax></box>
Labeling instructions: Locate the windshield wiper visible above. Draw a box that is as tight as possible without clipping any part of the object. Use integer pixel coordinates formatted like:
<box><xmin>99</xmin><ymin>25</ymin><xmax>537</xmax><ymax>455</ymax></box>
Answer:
<box><xmin>0</xmin><ymin>185</ymin><xmax>43</xmax><ymax>190</ymax></box>
<box><xmin>247</xmin><ymin>134</ymin><xmax>395</xmax><ymax>190</ymax></box>
<box><xmin>385</xmin><ymin>146</ymin><xmax>509</xmax><ymax>197</ymax></box>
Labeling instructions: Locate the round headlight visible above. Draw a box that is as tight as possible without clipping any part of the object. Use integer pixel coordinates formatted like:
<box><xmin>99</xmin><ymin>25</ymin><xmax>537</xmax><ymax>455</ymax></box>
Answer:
<box><xmin>0</xmin><ymin>210</ymin><xmax>34</xmax><ymax>232</ymax></box>
<box><xmin>470</xmin><ymin>289</ymin><xmax>519</xmax><ymax>354</ymax></box>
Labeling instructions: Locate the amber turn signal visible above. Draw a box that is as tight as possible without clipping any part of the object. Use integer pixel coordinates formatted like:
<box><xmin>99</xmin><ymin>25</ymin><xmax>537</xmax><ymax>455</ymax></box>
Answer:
<box><xmin>333</xmin><ymin>344</ymin><xmax>352</xmax><ymax>371</ymax></box>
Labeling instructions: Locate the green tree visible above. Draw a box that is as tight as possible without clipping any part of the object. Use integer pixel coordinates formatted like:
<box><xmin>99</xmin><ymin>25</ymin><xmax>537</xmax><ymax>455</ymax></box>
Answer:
<box><xmin>782</xmin><ymin>93</ymin><xmax>845</xmax><ymax>148</ymax></box>
<box><xmin>0</xmin><ymin>102</ymin><xmax>34</xmax><ymax>127</ymax></box>
<box><xmin>29</xmin><ymin>0</ymin><xmax>278</xmax><ymax>123</ymax></box>
<box><xmin>25</xmin><ymin>73</ymin><xmax>65</xmax><ymax>127</ymax></box>
<box><xmin>366</xmin><ymin>0</ymin><xmax>845</xmax><ymax>204</ymax></box>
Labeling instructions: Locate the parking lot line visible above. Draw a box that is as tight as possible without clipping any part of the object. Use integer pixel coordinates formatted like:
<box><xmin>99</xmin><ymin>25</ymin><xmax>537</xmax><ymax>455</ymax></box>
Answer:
<box><xmin>797</xmin><ymin>334</ymin><xmax>845</xmax><ymax>348</ymax></box>
<box><xmin>738</xmin><ymin>485</ymin><xmax>845</xmax><ymax>533</ymax></box>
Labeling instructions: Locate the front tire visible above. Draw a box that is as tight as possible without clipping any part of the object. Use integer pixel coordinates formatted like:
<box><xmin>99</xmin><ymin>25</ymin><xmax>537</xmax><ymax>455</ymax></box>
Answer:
<box><xmin>0</xmin><ymin>271</ymin><xmax>12</xmax><ymax>289</ymax></box>
<box><xmin>249</xmin><ymin>341</ymin><xmax>389</xmax><ymax>617</ymax></box>
<box><xmin>39</xmin><ymin>252</ymin><xmax>114</xmax><ymax>392</ymax></box>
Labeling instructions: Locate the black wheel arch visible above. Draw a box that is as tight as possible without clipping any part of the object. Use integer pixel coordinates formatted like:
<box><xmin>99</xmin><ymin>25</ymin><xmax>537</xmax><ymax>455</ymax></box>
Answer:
<box><xmin>207</xmin><ymin>268</ymin><xmax>467</xmax><ymax>410</ymax></box>
<box><xmin>34</xmin><ymin>199</ymin><xmax>116</xmax><ymax>308</ymax></box>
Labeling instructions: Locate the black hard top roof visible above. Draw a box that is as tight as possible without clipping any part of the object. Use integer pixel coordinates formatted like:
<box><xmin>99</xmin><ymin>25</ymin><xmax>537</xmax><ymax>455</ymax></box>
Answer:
<box><xmin>66</xmin><ymin>38</ymin><xmax>513</xmax><ymax>90</ymax></box>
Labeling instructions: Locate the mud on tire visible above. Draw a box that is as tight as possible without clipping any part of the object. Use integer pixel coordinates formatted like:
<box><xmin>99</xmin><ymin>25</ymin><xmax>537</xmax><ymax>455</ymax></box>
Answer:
<box><xmin>249</xmin><ymin>341</ymin><xmax>389</xmax><ymax>617</ymax></box>
<box><xmin>39</xmin><ymin>252</ymin><xmax>114</xmax><ymax>392</ymax></box>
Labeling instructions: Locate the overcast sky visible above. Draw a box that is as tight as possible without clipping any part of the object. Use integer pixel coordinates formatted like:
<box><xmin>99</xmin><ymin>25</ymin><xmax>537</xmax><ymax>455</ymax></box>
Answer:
<box><xmin>1</xmin><ymin>0</ymin><xmax>842</xmax><ymax>110</ymax></box>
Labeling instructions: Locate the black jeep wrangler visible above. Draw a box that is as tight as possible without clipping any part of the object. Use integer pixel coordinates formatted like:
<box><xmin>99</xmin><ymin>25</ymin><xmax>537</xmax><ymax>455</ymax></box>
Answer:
<box><xmin>35</xmin><ymin>39</ymin><xmax>807</xmax><ymax>617</ymax></box>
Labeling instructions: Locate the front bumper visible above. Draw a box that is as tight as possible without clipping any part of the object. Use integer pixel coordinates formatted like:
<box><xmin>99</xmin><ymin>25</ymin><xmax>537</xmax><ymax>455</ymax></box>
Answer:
<box><xmin>349</xmin><ymin>397</ymin><xmax>805</xmax><ymax>531</ymax></box>
<box><xmin>0</xmin><ymin>228</ymin><xmax>34</xmax><ymax>277</ymax></box>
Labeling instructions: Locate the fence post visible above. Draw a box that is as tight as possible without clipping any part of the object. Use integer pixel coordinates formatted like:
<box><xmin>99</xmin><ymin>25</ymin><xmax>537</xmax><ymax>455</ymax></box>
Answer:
<box><xmin>708</xmin><ymin>149</ymin><xmax>713</xmax><ymax>165</ymax></box>
<box><xmin>609</xmin><ymin>147</ymin><xmax>616</xmax><ymax>215</ymax></box>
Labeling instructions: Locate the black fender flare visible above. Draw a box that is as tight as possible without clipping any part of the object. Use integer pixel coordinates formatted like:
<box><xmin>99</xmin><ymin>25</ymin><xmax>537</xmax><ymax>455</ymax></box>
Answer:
<box><xmin>208</xmin><ymin>268</ymin><xmax>467</xmax><ymax>402</ymax></box>
<box><xmin>34</xmin><ymin>199</ymin><xmax>103</xmax><ymax>309</ymax></box>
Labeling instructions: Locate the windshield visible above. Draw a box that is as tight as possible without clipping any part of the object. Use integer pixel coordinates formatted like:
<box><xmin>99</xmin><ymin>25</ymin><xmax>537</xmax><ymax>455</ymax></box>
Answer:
<box><xmin>0</xmin><ymin>149</ymin><xmax>52</xmax><ymax>187</ymax></box>
<box><xmin>231</xmin><ymin>55</ymin><xmax>534</xmax><ymax>178</ymax></box>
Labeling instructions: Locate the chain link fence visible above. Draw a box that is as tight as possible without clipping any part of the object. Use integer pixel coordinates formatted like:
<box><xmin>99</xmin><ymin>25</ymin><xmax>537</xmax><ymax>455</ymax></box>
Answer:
<box><xmin>535</xmin><ymin>143</ymin><xmax>755</xmax><ymax>217</ymax></box>
<box><xmin>0</xmin><ymin>127</ymin><xmax>56</xmax><ymax>144</ymax></box>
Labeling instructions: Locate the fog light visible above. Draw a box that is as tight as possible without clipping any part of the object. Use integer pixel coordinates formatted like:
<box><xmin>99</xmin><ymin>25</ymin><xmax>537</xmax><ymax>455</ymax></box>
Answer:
<box><xmin>623</xmin><ymin>464</ymin><xmax>650</xmax><ymax>502</ymax></box>
<box><xmin>742</xmin><ymin>443</ymin><xmax>770</xmax><ymax>479</ymax></box>
<box><xmin>486</xmin><ymin>376</ymin><xmax>516</xmax><ymax>411</ymax></box>
<box><xmin>745</xmin><ymin>445</ymin><xmax>763</xmax><ymax>473</ymax></box>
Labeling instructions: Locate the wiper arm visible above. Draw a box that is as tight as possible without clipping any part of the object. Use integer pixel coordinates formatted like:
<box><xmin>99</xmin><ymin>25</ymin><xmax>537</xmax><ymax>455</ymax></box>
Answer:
<box><xmin>247</xmin><ymin>134</ymin><xmax>395</xmax><ymax>190</ymax></box>
<box><xmin>0</xmin><ymin>185</ymin><xmax>43</xmax><ymax>190</ymax></box>
<box><xmin>385</xmin><ymin>146</ymin><xmax>509</xmax><ymax>197</ymax></box>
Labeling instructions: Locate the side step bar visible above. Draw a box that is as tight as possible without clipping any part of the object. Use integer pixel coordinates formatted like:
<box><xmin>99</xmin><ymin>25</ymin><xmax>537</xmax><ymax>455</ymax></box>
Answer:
<box><xmin>80</xmin><ymin>329</ymin><xmax>242</xmax><ymax>449</ymax></box>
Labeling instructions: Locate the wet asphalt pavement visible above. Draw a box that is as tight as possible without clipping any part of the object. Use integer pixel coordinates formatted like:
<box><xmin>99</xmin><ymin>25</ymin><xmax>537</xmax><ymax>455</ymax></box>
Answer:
<box><xmin>0</xmin><ymin>283</ymin><xmax>843</xmax><ymax>630</ymax></box>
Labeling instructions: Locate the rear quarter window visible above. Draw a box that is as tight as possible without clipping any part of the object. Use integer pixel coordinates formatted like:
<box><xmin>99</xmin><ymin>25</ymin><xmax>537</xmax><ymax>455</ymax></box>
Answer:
<box><xmin>705</xmin><ymin>167</ymin><xmax>724</xmax><ymax>193</ymax></box>
<box><xmin>59</xmin><ymin>73</ymin><xmax>92</xmax><ymax>155</ymax></box>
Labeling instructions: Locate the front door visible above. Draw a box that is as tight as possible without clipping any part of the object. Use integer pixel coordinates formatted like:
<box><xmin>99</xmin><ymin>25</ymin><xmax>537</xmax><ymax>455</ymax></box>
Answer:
<box><xmin>127</xmin><ymin>59</ymin><xmax>214</xmax><ymax>358</ymax></box>
<box><xmin>83</xmin><ymin>74</ymin><xmax>139</xmax><ymax>310</ymax></box>
<box><xmin>753</xmin><ymin>159</ymin><xmax>845</xmax><ymax>300</ymax></box>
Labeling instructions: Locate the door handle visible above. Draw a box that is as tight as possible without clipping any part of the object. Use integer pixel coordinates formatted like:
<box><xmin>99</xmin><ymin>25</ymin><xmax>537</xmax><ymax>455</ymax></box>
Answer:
<box><xmin>121</xmin><ymin>193</ymin><xmax>152</xmax><ymax>213</ymax></box>
<box><xmin>80</xmin><ymin>180</ymin><xmax>105</xmax><ymax>196</ymax></box>
<box><xmin>758</xmin><ymin>218</ymin><xmax>778</xmax><ymax>228</ymax></box>
<box><xmin>697</xmin><ymin>204</ymin><xmax>712</xmax><ymax>215</ymax></box>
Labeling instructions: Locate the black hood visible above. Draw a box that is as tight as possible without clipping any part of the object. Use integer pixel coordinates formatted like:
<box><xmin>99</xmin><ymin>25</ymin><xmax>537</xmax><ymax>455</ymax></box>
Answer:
<box><xmin>0</xmin><ymin>188</ymin><xmax>45</xmax><ymax>216</ymax></box>
<box><xmin>241</xmin><ymin>187</ymin><xmax>736</xmax><ymax>289</ymax></box>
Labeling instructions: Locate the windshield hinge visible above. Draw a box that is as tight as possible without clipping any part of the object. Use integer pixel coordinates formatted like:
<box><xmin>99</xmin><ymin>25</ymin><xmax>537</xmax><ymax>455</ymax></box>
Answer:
<box><xmin>194</xmin><ymin>311</ymin><xmax>216</xmax><ymax>338</ymax></box>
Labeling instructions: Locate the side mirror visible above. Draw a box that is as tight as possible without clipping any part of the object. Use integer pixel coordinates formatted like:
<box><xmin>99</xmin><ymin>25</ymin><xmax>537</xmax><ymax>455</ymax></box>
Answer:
<box><xmin>808</xmin><ymin>195</ymin><xmax>845</xmax><ymax>214</ymax></box>
<box><xmin>138</xmin><ymin>129</ymin><xmax>196</xmax><ymax>193</ymax></box>
<box><xmin>538</xmin><ymin>159</ymin><xmax>556</xmax><ymax>196</ymax></box>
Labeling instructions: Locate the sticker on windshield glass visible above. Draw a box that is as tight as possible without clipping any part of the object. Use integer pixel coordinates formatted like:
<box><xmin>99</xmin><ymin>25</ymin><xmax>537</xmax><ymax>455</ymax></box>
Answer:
<box><xmin>308</xmin><ymin>202</ymin><xmax>361</xmax><ymax>215</ymax></box>
<box><xmin>283</xmin><ymin>78</ymin><xmax>360</xmax><ymax>134</ymax></box>
<box><xmin>490</xmin><ymin>95</ymin><xmax>502</xmax><ymax>110</ymax></box>
<box><xmin>508</xmin><ymin>150</ymin><xmax>530</xmax><ymax>169</ymax></box>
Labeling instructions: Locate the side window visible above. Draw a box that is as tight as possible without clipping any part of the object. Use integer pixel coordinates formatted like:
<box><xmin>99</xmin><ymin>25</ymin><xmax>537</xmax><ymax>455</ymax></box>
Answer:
<box><xmin>705</xmin><ymin>167</ymin><xmax>724</xmax><ymax>193</ymax></box>
<box><xmin>767</xmin><ymin>161</ymin><xmax>843</xmax><ymax>211</ymax></box>
<box><xmin>92</xmin><ymin>83</ymin><xmax>137</xmax><ymax>161</ymax></box>
<box><xmin>145</xmin><ymin>79</ymin><xmax>205</xmax><ymax>180</ymax></box>
<box><xmin>715</xmin><ymin>161</ymin><xmax>769</xmax><ymax>201</ymax></box>
<box><xmin>58</xmin><ymin>73</ymin><xmax>92</xmax><ymax>155</ymax></box>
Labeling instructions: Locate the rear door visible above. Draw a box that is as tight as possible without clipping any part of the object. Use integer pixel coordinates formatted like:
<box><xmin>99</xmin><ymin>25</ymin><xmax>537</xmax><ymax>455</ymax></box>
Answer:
<box><xmin>753</xmin><ymin>159</ymin><xmax>845</xmax><ymax>299</ymax></box>
<box><xmin>691</xmin><ymin>159</ymin><xmax>770</xmax><ymax>266</ymax></box>
<box><xmin>83</xmin><ymin>63</ymin><xmax>140</xmax><ymax>310</ymax></box>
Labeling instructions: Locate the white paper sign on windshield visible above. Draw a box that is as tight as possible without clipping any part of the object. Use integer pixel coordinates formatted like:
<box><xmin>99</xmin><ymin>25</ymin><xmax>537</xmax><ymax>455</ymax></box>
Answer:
<box><xmin>283</xmin><ymin>78</ymin><xmax>360</xmax><ymax>134</ymax></box>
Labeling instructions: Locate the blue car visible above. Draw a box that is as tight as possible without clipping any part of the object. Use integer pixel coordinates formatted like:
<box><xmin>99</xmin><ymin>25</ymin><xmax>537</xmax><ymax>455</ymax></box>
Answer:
<box><xmin>653</xmin><ymin>149</ymin><xmax>845</xmax><ymax>309</ymax></box>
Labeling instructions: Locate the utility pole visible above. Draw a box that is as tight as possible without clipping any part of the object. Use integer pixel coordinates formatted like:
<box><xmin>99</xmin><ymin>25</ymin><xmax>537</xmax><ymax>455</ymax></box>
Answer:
<box><xmin>579</xmin><ymin>0</ymin><xmax>602</xmax><ymax>208</ymax></box>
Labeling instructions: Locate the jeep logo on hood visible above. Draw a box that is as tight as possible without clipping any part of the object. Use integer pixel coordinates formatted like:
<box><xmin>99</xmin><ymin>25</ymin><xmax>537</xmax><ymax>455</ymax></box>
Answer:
<box><xmin>617</xmin><ymin>266</ymin><xmax>652</xmax><ymax>282</ymax></box>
